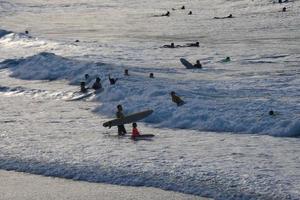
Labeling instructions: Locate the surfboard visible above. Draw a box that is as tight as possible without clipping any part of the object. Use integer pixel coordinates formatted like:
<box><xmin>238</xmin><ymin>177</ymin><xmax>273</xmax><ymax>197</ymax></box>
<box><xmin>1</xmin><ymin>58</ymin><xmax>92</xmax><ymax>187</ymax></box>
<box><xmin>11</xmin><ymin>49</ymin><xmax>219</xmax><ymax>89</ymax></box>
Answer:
<box><xmin>67</xmin><ymin>88</ymin><xmax>103</xmax><ymax>101</ymax></box>
<box><xmin>131</xmin><ymin>134</ymin><xmax>154</xmax><ymax>140</ymax></box>
<box><xmin>180</xmin><ymin>58</ymin><xmax>194</xmax><ymax>69</ymax></box>
<box><xmin>103</xmin><ymin>110</ymin><xmax>153</xmax><ymax>127</ymax></box>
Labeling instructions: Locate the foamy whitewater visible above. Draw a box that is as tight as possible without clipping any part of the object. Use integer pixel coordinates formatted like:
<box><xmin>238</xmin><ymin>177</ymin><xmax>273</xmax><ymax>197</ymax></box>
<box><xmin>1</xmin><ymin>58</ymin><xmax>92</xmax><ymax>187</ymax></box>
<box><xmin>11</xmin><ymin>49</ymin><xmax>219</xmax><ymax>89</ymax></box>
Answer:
<box><xmin>0</xmin><ymin>0</ymin><xmax>299</xmax><ymax>199</ymax></box>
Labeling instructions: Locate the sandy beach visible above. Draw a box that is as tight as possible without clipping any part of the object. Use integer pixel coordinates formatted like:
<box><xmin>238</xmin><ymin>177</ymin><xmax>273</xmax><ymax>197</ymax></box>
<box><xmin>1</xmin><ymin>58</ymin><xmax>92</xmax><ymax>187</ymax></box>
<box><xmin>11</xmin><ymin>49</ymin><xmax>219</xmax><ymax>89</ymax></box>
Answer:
<box><xmin>0</xmin><ymin>170</ymin><xmax>211</xmax><ymax>200</ymax></box>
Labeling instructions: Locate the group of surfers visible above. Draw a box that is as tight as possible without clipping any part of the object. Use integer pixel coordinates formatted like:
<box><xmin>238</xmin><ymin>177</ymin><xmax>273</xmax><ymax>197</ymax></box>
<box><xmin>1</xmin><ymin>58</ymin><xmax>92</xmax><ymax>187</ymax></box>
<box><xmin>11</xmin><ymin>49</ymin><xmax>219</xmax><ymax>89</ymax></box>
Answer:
<box><xmin>79</xmin><ymin>70</ymin><xmax>185</xmax><ymax>137</ymax></box>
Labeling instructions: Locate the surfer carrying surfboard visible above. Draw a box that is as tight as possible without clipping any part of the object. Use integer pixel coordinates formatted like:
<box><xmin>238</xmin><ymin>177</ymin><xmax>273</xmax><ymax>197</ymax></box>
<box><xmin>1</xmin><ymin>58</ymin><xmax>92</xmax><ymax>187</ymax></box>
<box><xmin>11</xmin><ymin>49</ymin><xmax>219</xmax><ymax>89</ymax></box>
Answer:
<box><xmin>116</xmin><ymin>104</ymin><xmax>127</xmax><ymax>135</ymax></box>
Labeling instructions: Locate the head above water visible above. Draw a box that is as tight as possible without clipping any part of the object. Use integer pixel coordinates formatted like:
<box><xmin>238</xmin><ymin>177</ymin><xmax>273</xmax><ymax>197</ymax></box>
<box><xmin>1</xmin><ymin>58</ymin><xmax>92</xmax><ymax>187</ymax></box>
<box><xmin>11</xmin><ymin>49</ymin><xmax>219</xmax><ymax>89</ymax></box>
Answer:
<box><xmin>269</xmin><ymin>110</ymin><xmax>274</xmax><ymax>115</ymax></box>
<box><xmin>85</xmin><ymin>74</ymin><xmax>89</xmax><ymax>79</ymax></box>
<box><xmin>149</xmin><ymin>73</ymin><xmax>154</xmax><ymax>78</ymax></box>
<box><xmin>117</xmin><ymin>104</ymin><xmax>123</xmax><ymax>111</ymax></box>
<box><xmin>96</xmin><ymin>77</ymin><xmax>100</xmax><ymax>82</ymax></box>
<box><xmin>124</xmin><ymin>69</ymin><xmax>129</xmax><ymax>75</ymax></box>
<box><xmin>132</xmin><ymin>122</ymin><xmax>137</xmax><ymax>128</ymax></box>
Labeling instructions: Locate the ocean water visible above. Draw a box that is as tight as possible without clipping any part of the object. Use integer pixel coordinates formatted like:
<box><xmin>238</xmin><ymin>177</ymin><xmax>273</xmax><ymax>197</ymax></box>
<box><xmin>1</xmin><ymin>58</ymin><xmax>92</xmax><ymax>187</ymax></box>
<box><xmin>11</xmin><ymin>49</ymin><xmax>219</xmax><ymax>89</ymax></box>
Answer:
<box><xmin>0</xmin><ymin>0</ymin><xmax>299</xmax><ymax>199</ymax></box>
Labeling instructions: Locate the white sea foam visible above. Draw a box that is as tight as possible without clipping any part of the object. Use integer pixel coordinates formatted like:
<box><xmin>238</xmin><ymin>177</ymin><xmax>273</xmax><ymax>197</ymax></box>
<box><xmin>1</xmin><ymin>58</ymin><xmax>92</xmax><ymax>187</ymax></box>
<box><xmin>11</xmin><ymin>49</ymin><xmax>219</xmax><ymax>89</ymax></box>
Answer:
<box><xmin>0</xmin><ymin>51</ymin><xmax>299</xmax><ymax>137</ymax></box>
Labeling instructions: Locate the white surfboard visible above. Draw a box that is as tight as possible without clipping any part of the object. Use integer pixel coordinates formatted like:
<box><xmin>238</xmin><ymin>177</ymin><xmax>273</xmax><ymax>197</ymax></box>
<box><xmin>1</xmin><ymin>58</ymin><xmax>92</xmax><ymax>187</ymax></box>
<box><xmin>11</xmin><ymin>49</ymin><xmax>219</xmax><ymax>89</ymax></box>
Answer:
<box><xmin>67</xmin><ymin>88</ymin><xmax>103</xmax><ymax>101</ymax></box>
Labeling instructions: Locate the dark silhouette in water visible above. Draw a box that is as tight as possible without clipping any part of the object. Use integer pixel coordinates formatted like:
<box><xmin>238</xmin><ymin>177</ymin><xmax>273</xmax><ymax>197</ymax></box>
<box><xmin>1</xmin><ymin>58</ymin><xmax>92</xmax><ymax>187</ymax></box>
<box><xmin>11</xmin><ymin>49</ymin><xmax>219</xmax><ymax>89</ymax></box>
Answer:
<box><xmin>162</xmin><ymin>42</ymin><xmax>175</xmax><ymax>48</ymax></box>
<box><xmin>193</xmin><ymin>60</ymin><xmax>202</xmax><ymax>68</ymax></box>
<box><xmin>188</xmin><ymin>11</ymin><xmax>192</xmax><ymax>15</ymax></box>
<box><xmin>185</xmin><ymin>42</ymin><xmax>199</xmax><ymax>47</ymax></box>
<box><xmin>162</xmin><ymin>11</ymin><xmax>170</xmax><ymax>17</ymax></box>
<box><xmin>149</xmin><ymin>73</ymin><xmax>154</xmax><ymax>78</ymax></box>
<box><xmin>108</xmin><ymin>74</ymin><xmax>118</xmax><ymax>85</ymax></box>
<box><xmin>92</xmin><ymin>77</ymin><xmax>102</xmax><ymax>90</ymax></box>
<box><xmin>214</xmin><ymin>14</ymin><xmax>233</xmax><ymax>19</ymax></box>
<box><xmin>124</xmin><ymin>69</ymin><xmax>129</xmax><ymax>76</ymax></box>
<box><xmin>170</xmin><ymin>91</ymin><xmax>185</xmax><ymax>106</ymax></box>
<box><xmin>80</xmin><ymin>82</ymin><xmax>88</xmax><ymax>93</ymax></box>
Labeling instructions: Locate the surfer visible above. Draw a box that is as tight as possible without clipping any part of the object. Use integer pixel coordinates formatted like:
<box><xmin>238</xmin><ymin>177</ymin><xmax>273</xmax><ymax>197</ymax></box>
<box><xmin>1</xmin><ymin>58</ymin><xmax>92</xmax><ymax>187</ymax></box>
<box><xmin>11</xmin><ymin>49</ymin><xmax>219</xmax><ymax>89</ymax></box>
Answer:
<box><xmin>80</xmin><ymin>82</ymin><xmax>88</xmax><ymax>93</ymax></box>
<box><xmin>221</xmin><ymin>57</ymin><xmax>231</xmax><ymax>62</ymax></box>
<box><xmin>214</xmin><ymin>14</ymin><xmax>233</xmax><ymax>19</ymax></box>
<box><xmin>131</xmin><ymin>123</ymin><xmax>141</xmax><ymax>139</ymax></box>
<box><xmin>194</xmin><ymin>60</ymin><xmax>202</xmax><ymax>68</ymax></box>
<box><xmin>124</xmin><ymin>69</ymin><xmax>129</xmax><ymax>76</ymax></box>
<box><xmin>92</xmin><ymin>77</ymin><xmax>102</xmax><ymax>90</ymax></box>
<box><xmin>108</xmin><ymin>74</ymin><xmax>118</xmax><ymax>85</ymax></box>
<box><xmin>170</xmin><ymin>91</ymin><xmax>185</xmax><ymax>106</ymax></box>
<box><xmin>149</xmin><ymin>73</ymin><xmax>154</xmax><ymax>78</ymax></box>
<box><xmin>185</xmin><ymin>42</ymin><xmax>199</xmax><ymax>47</ymax></box>
<box><xmin>116</xmin><ymin>105</ymin><xmax>127</xmax><ymax>135</ymax></box>
<box><xmin>162</xmin><ymin>43</ymin><xmax>175</xmax><ymax>48</ymax></box>
<box><xmin>161</xmin><ymin>11</ymin><xmax>170</xmax><ymax>17</ymax></box>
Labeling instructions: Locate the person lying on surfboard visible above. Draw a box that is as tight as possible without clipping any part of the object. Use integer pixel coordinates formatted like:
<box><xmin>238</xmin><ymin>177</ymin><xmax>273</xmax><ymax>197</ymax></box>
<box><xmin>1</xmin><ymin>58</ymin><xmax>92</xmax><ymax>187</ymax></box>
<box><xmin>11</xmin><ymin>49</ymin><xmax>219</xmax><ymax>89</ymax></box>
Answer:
<box><xmin>131</xmin><ymin>123</ymin><xmax>141</xmax><ymax>139</ymax></box>
<box><xmin>116</xmin><ymin>104</ymin><xmax>127</xmax><ymax>135</ymax></box>
<box><xmin>185</xmin><ymin>41</ymin><xmax>199</xmax><ymax>47</ymax></box>
<box><xmin>170</xmin><ymin>91</ymin><xmax>185</xmax><ymax>106</ymax></box>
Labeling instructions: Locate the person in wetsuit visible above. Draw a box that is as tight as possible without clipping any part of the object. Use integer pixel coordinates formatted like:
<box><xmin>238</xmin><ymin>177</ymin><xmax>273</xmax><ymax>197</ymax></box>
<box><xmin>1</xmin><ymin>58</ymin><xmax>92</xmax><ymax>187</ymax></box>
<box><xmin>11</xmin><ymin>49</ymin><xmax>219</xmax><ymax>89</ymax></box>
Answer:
<box><xmin>116</xmin><ymin>104</ymin><xmax>127</xmax><ymax>135</ymax></box>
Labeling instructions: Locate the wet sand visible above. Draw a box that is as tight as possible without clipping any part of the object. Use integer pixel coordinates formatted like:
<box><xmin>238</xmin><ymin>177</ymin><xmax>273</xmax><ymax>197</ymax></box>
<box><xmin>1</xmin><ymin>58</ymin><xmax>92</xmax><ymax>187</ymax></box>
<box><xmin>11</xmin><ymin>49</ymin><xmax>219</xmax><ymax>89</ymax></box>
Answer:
<box><xmin>0</xmin><ymin>170</ymin><xmax>212</xmax><ymax>200</ymax></box>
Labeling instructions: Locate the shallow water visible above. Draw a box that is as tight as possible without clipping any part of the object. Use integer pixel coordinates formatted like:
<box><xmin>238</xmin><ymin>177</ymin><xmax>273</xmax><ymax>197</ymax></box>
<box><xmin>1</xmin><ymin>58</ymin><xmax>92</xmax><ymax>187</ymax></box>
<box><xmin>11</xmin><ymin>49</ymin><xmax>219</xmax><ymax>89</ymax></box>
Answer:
<box><xmin>0</xmin><ymin>0</ymin><xmax>300</xmax><ymax>199</ymax></box>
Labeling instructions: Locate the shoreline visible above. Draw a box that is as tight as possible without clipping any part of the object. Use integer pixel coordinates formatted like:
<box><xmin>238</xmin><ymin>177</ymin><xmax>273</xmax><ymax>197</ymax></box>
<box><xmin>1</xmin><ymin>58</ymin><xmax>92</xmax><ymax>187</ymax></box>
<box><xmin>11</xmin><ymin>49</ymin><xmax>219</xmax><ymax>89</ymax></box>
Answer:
<box><xmin>0</xmin><ymin>170</ymin><xmax>212</xmax><ymax>200</ymax></box>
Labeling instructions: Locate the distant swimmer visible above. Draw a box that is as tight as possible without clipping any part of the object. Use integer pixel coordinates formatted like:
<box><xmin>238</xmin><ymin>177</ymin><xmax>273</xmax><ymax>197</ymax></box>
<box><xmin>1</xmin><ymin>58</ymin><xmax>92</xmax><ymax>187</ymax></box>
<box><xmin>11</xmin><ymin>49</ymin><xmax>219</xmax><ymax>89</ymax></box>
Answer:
<box><xmin>108</xmin><ymin>74</ymin><xmax>118</xmax><ymax>85</ymax></box>
<box><xmin>221</xmin><ymin>57</ymin><xmax>231</xmax><ymax>62</ymax></box>
<box><xmin>188</xmin><ymin>11</ymin><xmax>192</xmax><ymax>15</ymax></box>
<box><xmin>181</xmin><ymin>6</ymin><xmax>185</xmax><ymax>10</ymax></box>
<box><xmin>75</xmin><ymin>39</ymin><xmax>80</xmax><ymax>42</ymax></box>
<box><xmin>269</xmin><ymin>110</ymin><xmax>274</xmax><ymax>116</ymax></box>
<box><xmin>85</xmin><ymin>74</ymin><xmax>89</xmax><ymax>80</ymax></box>
<box><xmin>162</xmin><ymin>11</ymin><xmax>170</xmax><ymax>17</ymax></box>
<box><xmin>282</xmin><ymin>7</ymin><xmax>287</xmax><ymax>12</ymax></box>
<box><xmin>185</xmin><ymin>41</ymin><xmax>199</xmax><ymax>47</ymax></box>
<box><xmin>193</xmin><ymin>60</ymin><xmax>202</xmax><ymax>68</ymax></box>
<box><xmin>214</xmin><ymin>14</ymin><xmax>233</xmax><ymax>19</ymax></box>
<box><xmin>170</xmin><ymin>91</ymin><xmax>185</xmax><ymax>106</ymax></box>
<box><xmin>124</xmin><ymin>69</ymin><xmax>129</xmax><ymax>76</ymax></box>
<box><xmin>92</xmin><ymin>77</ymin><xmax>102</xmax><ymax>90</ymax></box>
<box><xmin>25</xmin><ymin>30</ymin><xmax>29</xmax><ymax>34</ymax></box>
<box><xmin>80</xmin><ymin>81</ymin><xmax>88</xmax><ymax>93</ymax></box>
<box><xmin>149</xmin><ymin>73</ymin><xmax>154</xmax><ymax>78</ymax></box>
<box><xmin>162</xmin><ymin>42</ymin><xmax>175</xmax><ymax>48</ymax></box>
<box><xmin>153</xmin><ymin>11</ymin><xmax>170</xmax><ymax>17</ymax></box>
